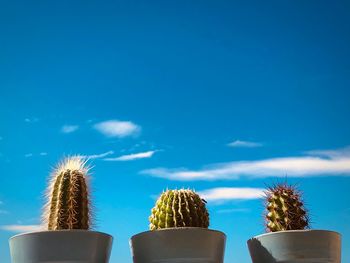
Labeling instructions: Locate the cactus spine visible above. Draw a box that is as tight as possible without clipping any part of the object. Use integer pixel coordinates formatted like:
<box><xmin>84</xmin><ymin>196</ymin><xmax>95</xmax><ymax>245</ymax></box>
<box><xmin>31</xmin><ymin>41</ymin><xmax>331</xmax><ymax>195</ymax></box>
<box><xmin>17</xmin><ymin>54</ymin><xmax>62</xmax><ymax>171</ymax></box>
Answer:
<box><xmin>149</xmin><ymin>189</ymin><xmax>209</xmax><ymax>230</ymax></box>
<box><xmin>43</xmin><ymin>156</ymin><xmax>91</xmax><ymax>230</ymax></box>
<box><xmin>265</xmin><ymin>183</ymin><xmax>309</xmax><ymax>232</ymax></box>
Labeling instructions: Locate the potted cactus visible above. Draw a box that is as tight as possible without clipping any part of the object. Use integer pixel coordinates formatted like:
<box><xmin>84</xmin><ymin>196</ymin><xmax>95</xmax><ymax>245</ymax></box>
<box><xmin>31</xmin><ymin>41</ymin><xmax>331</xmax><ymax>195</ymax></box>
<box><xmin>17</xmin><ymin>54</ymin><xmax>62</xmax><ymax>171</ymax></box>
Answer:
<box><xmin>247</xmin><ymin>183</ymin><xmax>341</xmax><ymax>263</ymax></box>
<box><xmin>9</xmin><ymin>156</ymin><xmax>113</xmax><ymax>263</ymax></box>
<box><xmin>130</xmin><ymin>189</ymin><xmax>226</xmax><ymax>263</ymax></box>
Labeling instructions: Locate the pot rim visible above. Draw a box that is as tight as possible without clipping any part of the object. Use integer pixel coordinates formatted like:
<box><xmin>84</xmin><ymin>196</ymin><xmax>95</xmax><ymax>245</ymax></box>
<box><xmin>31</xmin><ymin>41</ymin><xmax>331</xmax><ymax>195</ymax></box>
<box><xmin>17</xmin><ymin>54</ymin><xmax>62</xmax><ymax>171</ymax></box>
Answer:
<box><xmin>248</xmin><ymin>229</ymin><xmax>341</xmax><ymax>241</ymax></box>
<box><xmin>10</xmin><ymin>229</ymin><xmax>113</xmax><ymax>241</ymax></box>
<box><xmin>131</xmin><ymin>227</ymin><xmax>226</xmax><ymax>240</ymax></box>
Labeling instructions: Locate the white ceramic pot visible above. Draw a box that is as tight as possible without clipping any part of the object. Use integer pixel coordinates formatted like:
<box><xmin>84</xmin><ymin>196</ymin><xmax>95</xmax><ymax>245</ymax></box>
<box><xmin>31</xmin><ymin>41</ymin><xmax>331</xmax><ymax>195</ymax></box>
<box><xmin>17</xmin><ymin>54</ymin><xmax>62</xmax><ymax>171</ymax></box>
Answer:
<box><xmin>9</xmin><ymin>230</ymin><xmax>113</xmax><ymax>263</ymax></box>
<box><xmin>247</xmin><ymin>229</ymin><xmax>341</xmax><ymax>263</ymax></box>
<box><xmin>130</xmin><ymin>227</ymin><xmax>226</xmax><ymax>263</ymax></box>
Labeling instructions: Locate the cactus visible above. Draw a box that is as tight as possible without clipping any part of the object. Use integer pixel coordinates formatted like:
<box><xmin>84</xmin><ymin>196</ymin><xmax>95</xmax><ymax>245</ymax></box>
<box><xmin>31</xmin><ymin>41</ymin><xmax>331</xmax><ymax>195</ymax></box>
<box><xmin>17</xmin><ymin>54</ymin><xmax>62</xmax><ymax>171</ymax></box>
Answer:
<box><xmin>265</xmin><ymin>183</ymin><xmax>309</xmax><ymax>232</ymax></box>
<box><xmin>43</xmin><ymin>156</ymin><xmax>91</xmax><ymax>230</ymax></box>
<box><xmin>149</xmin><ymin>189</ymin><xmax>209</xmax><ymax>230</ymax></box>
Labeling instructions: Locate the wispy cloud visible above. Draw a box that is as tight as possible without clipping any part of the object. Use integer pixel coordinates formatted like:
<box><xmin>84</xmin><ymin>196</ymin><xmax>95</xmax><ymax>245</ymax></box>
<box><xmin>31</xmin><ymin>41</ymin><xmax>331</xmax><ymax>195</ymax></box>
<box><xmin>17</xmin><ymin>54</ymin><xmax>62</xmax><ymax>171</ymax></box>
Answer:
<box><xmin>216</xmin><ymin>208</ymin><xmax>251</xmax><ymax>214</ymax></box>
<box><xmin>61</xmin><ymin>125</ymin><xmax>79</xmax><ymax>134</ymax></box>
<box><xmin>25</xmin><ymin>153</ymin><xmax>47</xmax><ymax>158</ymax></box>
<box><xmin>0</xmin><ymin>136</ymin><xmax>3</xmax><ymax>141</ymax></box>
<box><xmin>81</xmin><ymin>151</ymin><xmax>114</xmax><ymax>160</ymax></box>
<box><xmin>24</xmin><ymin>117</ymin><xmax>39</xmax><ymax>123</ymax></box>
<box><xmin>142</xmin><ymin>146</ymin><xmax>350</xmax><ymax>181</ymax></box>
<box><xmin>0</xmin><ymin>201</ymin><xmax>7</xmax><ymax>214</ymax></box>
<box><xmin>198</xmin><ymin>187</ymin><xmax>264</xmax><ymax>203</ymax></box>
<box><xmin>305</xmin><ymin>148</ymin><xmax>350</xmax><ymax>158</ymax></box>
<box><xmin>0</xmin><ymin>224</ymin><xmax>43</xmax><ymax>233</ymax></box>
<box><xmin>104</xmin><ymin>150</ymin><xmax>157</xmax><ymax>161</ymax></box>
<box><xmin>94</xmin><ymin>120</ymin><xmax>141</xmax><ymax>138</ymax></box>
<box><xmin>228</xmin><ymin>140</ymin><xmax>263</xmax><ymax>148</ymax></box>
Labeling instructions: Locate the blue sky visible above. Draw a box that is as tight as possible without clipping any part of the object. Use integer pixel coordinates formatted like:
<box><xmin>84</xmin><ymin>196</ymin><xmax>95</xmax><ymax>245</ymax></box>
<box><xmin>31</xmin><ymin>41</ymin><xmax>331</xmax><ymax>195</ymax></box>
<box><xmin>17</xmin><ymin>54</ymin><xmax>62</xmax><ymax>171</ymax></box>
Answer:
<box><xmin>1</xmin><ymin>0</ymin><xmax>350</xmax><ymax>262</ymax></box>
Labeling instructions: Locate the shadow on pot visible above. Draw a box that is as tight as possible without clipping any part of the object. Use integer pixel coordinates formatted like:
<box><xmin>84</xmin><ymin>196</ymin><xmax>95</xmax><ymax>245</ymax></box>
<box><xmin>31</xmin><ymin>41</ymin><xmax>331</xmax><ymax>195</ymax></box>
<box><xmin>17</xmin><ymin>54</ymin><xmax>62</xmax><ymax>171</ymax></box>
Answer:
<box><xmin>247</xmin><ymin>238</ymin><xmax>277</xmax><ymax>263</ymax></box>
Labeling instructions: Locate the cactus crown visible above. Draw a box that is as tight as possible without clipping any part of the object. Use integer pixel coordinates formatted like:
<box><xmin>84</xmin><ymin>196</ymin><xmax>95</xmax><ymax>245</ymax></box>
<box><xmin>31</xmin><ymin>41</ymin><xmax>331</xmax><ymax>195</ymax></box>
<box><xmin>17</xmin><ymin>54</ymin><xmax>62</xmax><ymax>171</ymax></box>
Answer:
<box><xmin>149</xmin><ymin>189</ymin><xmax>209</xmax><ymax>230</ymax></box>
<box><xmin>265</xmin><ymin>183</ymin><xmax>309</xmax><ymax>232</ymax></box>
<box><xmin>43</xmin><ymin>156</ymin><xmax>92</xmax><ymax>230</ymax></box>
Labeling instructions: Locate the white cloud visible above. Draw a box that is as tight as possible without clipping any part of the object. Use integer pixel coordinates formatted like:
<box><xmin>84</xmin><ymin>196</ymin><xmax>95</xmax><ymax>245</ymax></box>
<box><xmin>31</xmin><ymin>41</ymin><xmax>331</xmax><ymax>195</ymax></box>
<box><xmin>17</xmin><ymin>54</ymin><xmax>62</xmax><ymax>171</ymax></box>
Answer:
<box><xmin>94</xmin><ymin>120</ymin><xmax>141</xmax><ymax>138</ymax></box>
<box><xmin>228</xmin><ymin>140</ymin><xmax>263</xmax><ymax>148</ymax></box>
<box><xmin>104</xmin><ymin>150</ymin><xmax>156</xmax><ymax>161</ymax></box>
<box><xmin>24</xmin><ymin>153</ymin><xmax>33</xmax><ymax>158</ymax></box>
<box><xmin>81</xmin><ymin>151</ymin><xmax>114</xmax><ymax>160</ymax></box>
<box><xmin>198</xmin><ymin>187</ymin><xmax>264</xmax><ymax>202</ymax></box>
<box><xmin>0</xmin><ymin>224</ymin><xmax>43</xmax><ymax>233</ymax></box>
<box><xmin>61</xmin><ymin>125</ymin><xmax>79</xmax><ymax>134</ymax></box>
<box><xmin>39</xmin><ymin>152</ymin><xmax>48</xmax><ymax>156</ymax></box>
<box><xmin>142</xmin><ymin>146</ymin><xmax>350</xmax><ymax>181</ymax></box>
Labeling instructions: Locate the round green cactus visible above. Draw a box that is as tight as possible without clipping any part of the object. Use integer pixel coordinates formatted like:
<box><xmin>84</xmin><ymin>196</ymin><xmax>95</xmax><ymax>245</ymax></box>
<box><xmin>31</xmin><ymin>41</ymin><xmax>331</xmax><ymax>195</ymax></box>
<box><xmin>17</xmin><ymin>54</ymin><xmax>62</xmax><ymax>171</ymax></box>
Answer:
<box><xmin>265</xmin><ymin>183</ymin><xmax>309</xmax><ymax>232</ymax></box>
<box><xmin>43</xmin><ymin>156</ymin><xmax>91</xmax><ymax>230</ymax></box>
<box><xmin>149</xmin><ymin>189</ymin><xmax>209</xmax><ymax>230</ymax></box>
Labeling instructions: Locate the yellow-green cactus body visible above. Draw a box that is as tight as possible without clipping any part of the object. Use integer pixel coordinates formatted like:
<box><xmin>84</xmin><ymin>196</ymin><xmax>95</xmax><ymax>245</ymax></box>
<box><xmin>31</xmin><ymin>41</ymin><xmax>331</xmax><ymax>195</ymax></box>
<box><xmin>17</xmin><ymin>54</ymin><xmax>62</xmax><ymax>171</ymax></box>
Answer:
<box><xmin>149</xmin><ymin>189</ymin><xmax>209</xmax><ymax>230</ymax></box>
<box><xmin>265</xmin><ymin>183</ymin><xmax>309</xmax><ymax>232</ymax></box>
<box><xmin>43</xmin><ymin>156</ymin><xmax>91</xmax><ymax>230</ymax></box>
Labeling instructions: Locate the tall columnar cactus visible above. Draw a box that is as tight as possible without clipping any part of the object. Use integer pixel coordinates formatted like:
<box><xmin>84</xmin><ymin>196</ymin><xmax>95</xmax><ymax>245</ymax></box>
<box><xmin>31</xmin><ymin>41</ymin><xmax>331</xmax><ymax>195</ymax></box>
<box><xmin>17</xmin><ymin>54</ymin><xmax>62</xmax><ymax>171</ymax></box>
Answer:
<box><xmin>265</xmin><ymin>183</ymin><xmax>309</xmax><ymax>232</ymax></box>
<box><xmin>149</xmin><ymin>189</ymin><xmax>209</xmax><ymax>230</ymax></box>
<box><xmin>43</xmin><ymin>156</ymin><xmax>91</xmax><ymax>230</ymax></box>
